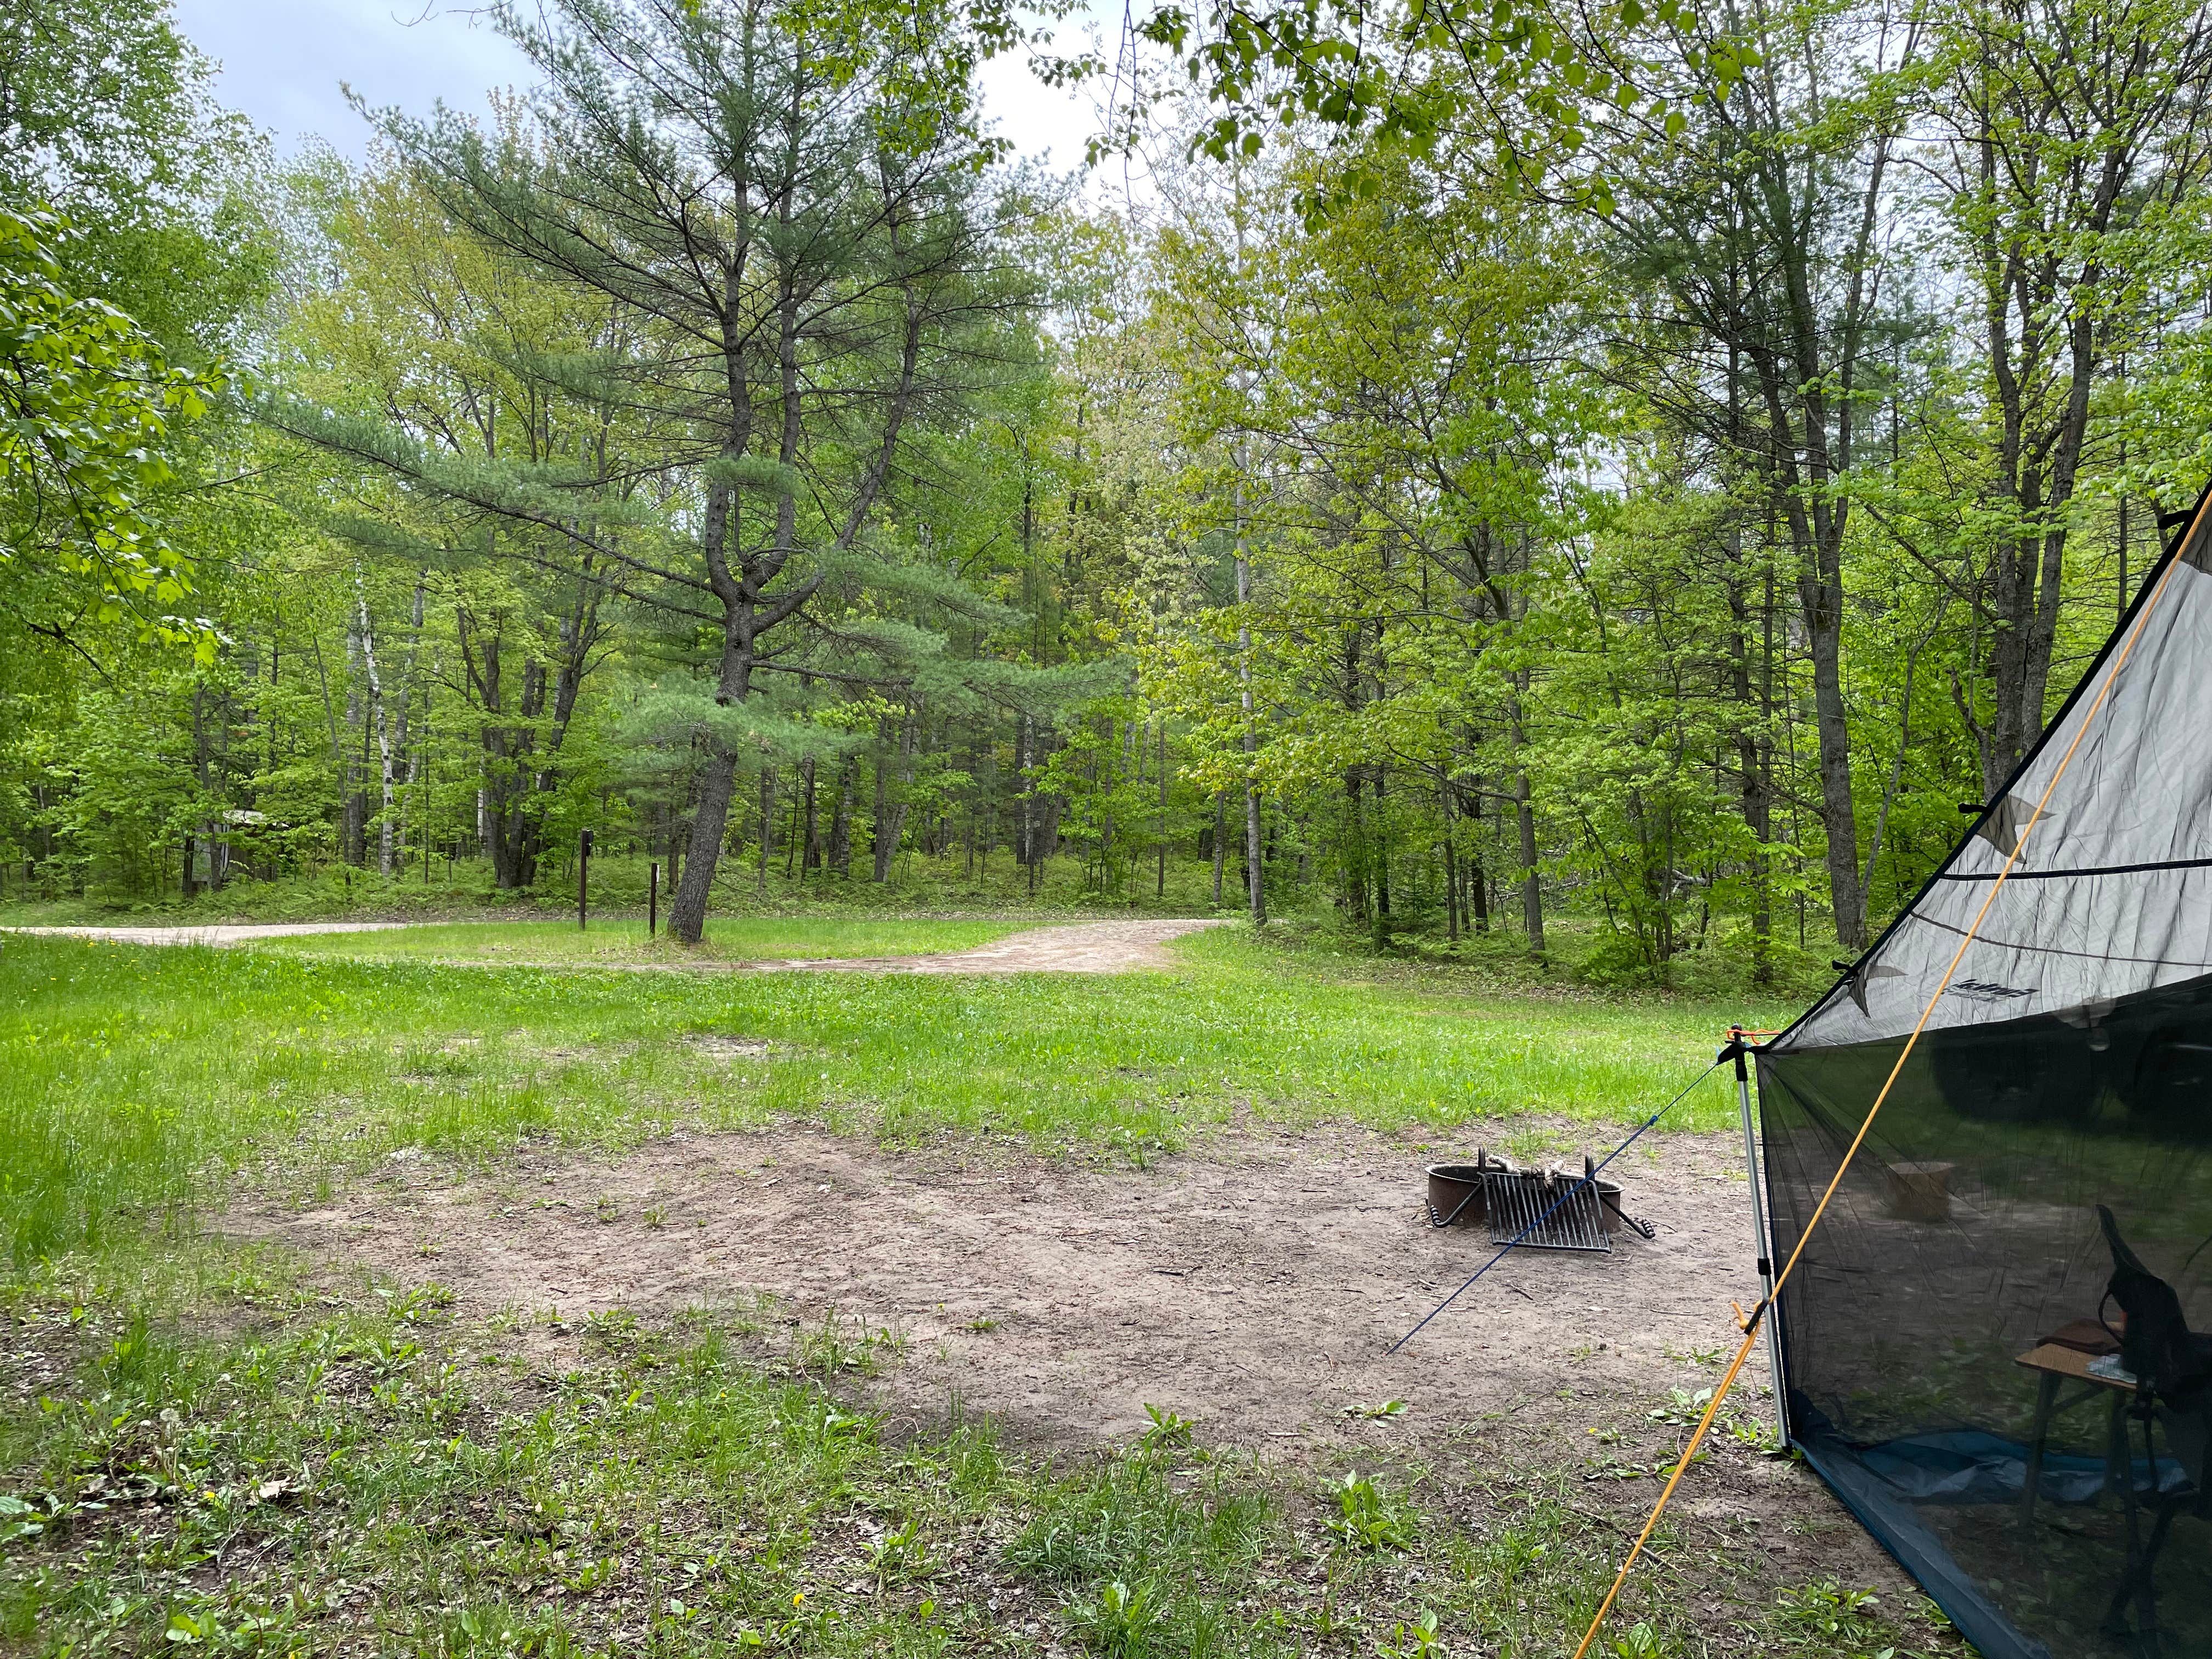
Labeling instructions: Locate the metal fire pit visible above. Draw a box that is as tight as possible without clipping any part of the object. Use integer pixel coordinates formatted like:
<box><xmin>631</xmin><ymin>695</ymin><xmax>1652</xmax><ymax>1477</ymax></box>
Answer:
<box><xmin>1485</xmin><ymin>1161</ymin><xmax>1613</xmax><ymax>1252</ymax></box>
<box><xmin>1425</xmin><ymin>1152</ymin><xmax>1516</xmax><ymax>1228</ymax></box>
<box><xmin>1427</xmin><ymin>1153</ymin><xmax>1655</xmax><ymax>1250</ymax></box>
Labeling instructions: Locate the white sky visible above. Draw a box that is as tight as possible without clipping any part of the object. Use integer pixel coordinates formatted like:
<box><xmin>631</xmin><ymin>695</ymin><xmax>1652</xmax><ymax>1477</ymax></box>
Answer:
<box><xmin>171</xmin><ymin>0</ymin><xmax>1121</xmax><ymax>179</ymax></box>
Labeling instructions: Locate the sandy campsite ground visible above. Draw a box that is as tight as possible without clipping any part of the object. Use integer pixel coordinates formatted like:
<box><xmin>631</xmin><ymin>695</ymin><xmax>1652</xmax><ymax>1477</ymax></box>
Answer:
<box><xmin>230</xmin><ymin>1121</ymin><xmax>1909</xmax><ymax>1595</ymax></box>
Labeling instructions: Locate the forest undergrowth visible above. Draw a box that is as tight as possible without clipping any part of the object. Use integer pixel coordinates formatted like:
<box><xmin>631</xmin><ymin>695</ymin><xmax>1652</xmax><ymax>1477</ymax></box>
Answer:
<box><xmin>0</xmin><ymin>853</ymin><xmax>1221</xmax><ymax>930</ymax></box>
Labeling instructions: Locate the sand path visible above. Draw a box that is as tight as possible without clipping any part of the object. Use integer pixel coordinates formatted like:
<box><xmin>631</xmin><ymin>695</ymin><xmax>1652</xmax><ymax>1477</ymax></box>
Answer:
<box><xmin>1</xmin><ymin>916</ymin><xmax>1230</xmax><ymax>973</ymax></box>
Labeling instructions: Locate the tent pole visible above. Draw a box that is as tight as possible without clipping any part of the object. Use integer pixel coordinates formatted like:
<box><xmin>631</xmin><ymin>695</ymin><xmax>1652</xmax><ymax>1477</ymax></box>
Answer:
<box><xmin>1734</xmin><ymin>1039</ymin><xmax>1789</xmax><ymax>1446</ymax></box>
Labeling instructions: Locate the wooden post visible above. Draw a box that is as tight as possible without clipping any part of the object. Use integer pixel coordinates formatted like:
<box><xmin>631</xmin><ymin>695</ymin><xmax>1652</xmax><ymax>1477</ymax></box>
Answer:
<box><xmin>578</xmin><ymin>828</ymin><xmax>593</xmax><ymax>930</ymax></box>
<box><xmin>649</xmin><ymin>861</ymin><xmax>658</xmax><ymax>937</ymax></box>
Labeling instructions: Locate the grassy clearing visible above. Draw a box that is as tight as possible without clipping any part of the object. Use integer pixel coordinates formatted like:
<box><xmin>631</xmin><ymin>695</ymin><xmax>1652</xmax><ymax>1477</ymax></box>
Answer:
<box><xmin>0</xmin><ymin>1249</ymin><xmax>1943</xmax><ymax>1658</ymax></box>
<box><xmin>0</xmin><ymin>927</ymin><xmax>1787</xmax><ymax>1263</ymax></box>
<box><xmin>254</xmin><ymin>917</ymin><xmax>1027</xmax><ymax>966</ymax></box>
<box><xmin>0</xmin><ymin>925</ymin><xmax>1935</xmax><ymax>1658</ymax></box>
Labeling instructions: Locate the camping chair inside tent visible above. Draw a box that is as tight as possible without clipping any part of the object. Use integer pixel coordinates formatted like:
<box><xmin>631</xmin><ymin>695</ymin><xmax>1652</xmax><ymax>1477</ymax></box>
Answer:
<box><xmin>1754</xmin><ymin>484</ymin><xmax>2212</xmax><ymax>1659</ymax></box>
<box><xmin>2096</xmin><ymin>1205</ymin><xmax>2212</xmax><ymax>1650</ymax></box>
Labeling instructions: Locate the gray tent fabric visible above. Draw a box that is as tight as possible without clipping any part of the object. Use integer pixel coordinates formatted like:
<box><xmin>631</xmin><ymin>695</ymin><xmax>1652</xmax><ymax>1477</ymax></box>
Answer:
<box><xmin>1790</xmin><ymin>513</ymin><xmax>2212</xmax><ymax>1053</ymax></box>
<box><xmin>1758</xmin><ymin>488</ymin><xmax>2212</xmax><ymax>1658</ymax></box>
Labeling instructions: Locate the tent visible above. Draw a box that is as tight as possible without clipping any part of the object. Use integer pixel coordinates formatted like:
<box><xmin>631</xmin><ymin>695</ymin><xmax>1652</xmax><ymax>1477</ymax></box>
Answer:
<box><xmin>1757</xmin><ymin>487</ymin><xmax>2212</xmax><ymax>1658</ymax></box>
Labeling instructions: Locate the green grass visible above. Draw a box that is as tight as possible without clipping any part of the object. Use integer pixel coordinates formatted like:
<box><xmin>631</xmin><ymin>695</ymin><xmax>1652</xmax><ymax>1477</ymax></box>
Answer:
<box><xmin>252</xmin><ymin>916</ymin><xmax>1028</xmax><ymax>965</ymax></box>
<box><xmin>0</xmin><ymin>927</ymin><xmax>1951</xmax><ymax>1658</ymax></box>
<box><xmin>0</xmin><ymin>926</ymin><xmax>1786</xmax><ymax>1265</ymax></box>
<box><xmin>0</xmin><ymin>1250</ymin><xmax>1943</xmax><ymax>1659</ymax></box>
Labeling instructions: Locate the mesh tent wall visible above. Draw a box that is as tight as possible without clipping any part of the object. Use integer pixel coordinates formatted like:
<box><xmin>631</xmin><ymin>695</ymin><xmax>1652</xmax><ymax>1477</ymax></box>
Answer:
<box><xmin>1756</xmin><ymin>488</ymin><xmax>2212</xmax><ymax>1658</ymax></box>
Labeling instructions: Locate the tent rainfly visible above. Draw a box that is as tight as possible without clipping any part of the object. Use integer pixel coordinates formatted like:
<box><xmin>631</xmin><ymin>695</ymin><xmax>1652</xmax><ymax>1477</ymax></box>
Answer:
<box><xmin>1757</xmin><ymin>484</ymin><xmax>2212</xmax><ymax>1658</ymax></box>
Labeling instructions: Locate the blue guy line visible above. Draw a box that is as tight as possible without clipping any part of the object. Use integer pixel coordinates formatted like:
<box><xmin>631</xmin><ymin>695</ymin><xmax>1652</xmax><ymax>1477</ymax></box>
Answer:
<box><xmin>1385</xmin><ymin>1056</ymin><xmax>1730</xmax><ymax>1356</ymax></box>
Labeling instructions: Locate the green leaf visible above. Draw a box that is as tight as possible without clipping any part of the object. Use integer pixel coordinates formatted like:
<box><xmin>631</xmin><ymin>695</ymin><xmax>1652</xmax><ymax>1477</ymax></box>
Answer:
<box><xmin>702</xmin><ymin>453</ymin><xmax>803</xmax><ymax>497</ymax></box>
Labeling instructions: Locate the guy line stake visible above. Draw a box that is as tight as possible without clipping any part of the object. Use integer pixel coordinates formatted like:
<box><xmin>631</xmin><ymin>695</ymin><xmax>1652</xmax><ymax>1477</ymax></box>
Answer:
<box><xmin>1569</xmin><ymin>498</ymin><xmax>2204</xmax><ymax>1659</ymax></box>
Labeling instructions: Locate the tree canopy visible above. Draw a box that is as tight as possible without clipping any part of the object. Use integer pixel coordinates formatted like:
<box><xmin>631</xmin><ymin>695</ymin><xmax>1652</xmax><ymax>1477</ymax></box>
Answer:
<box><xmin>7</xmin><ymin>0</ymin><xmax>2212</xmax><ymax>987</ymax></box>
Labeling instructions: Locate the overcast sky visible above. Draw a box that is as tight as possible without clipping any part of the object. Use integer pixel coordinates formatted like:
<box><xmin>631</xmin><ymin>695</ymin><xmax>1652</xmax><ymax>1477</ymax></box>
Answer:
<box><xmin>171</xmin><ymin>0</ymin><xmax>1116</xmax><ymax>176</ymax></box>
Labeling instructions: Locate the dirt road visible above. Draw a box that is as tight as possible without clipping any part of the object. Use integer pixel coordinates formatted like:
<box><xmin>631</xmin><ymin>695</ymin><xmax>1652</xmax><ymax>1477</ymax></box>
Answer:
<box><xmin>2</xmin><ymin>917</ymin><xmax>1229</xmax><ymax>974</ymax></box>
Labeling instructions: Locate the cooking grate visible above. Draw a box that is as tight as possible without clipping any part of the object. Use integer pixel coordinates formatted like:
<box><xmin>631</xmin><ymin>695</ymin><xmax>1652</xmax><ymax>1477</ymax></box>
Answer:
<box><xmin>1482</xmin><ymin>1166</ymin><xmax>1612</xmax><ymax>1252</ymax></box>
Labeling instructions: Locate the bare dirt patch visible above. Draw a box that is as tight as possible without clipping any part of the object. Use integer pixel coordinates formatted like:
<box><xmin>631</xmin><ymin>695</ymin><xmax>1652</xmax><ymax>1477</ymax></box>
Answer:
<box><xmin>228</xmin><ymin>1122</ymin><xmax>1908</xmax><ymax>1599</ymax></box>
<box><xmin>232</xmin><ymin>1124</ymin><xmax>1773</xmax><ymax>1444</ymax></box>
<box><xmin>681</xmin><ymin>1033</ymin><xmax>775</xmax><ymax>1057</ymax></box>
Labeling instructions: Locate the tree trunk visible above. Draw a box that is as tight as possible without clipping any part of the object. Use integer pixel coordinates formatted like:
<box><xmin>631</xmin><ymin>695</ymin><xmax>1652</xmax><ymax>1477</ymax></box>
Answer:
<box><xmin>1441</xmin><ymin>775</ymin><xmax>1459</xmax><ymax>943</ymax></box>
<box><xmin>1727</xmin><ymin>528</ymin><xmax>1775</xmax><ymax>986</ymax></box>
<box><xmin>1156</xmin><ymin>720</ymin><xmax>1167</xmax><ymax>899</ymax></box>
<box><xmin>758</xmin><ymin>763</ymin><xmax>774</xmax><ymax>893</ymax></box>
<box><xmin>343</xmin><ymin>607</ymin><xmax>367</xmax><ymax>868</ymax></box>
<box><xmin>829</xmin><ymin>754</ymin><xmax>855</xmax><ymax>876</ymax></box>
<box><xmin>872</xmin><ymin>714</ymin><xmax>917</xmax><ymax>882</ymax></box>
<box><xmin>1468</xmin><ymin>801</ymin><xmax>1489</xmax><ymax>935</ymax></box>
<box><xmin>487</xmin><ymin>660</ymin><xmax>546</xmax><ymax>890</ymax></box>
<box><xmin>871</xmin><ymin>723</ymin><xmax>893</xmax><ymax>882</ymax></box>
<box><xmin>1237</xmin><ymin>548</ymin><xmax>1264</xmax><ymax>927</ymax></box>
<box><xmin>802</xmin><ymin>752</ymin><xmax>820</xmax><ymax>873</ymax></box>
<box><xmin>1343</xmin><ymin>768</ymin><xmax>1368</xmax><ymax>922</ymax></box>
<box><xmin>1803</xmin><ymin>553</ymin><xmax>1863</xmax><ymax>949</ymax></box>
<box><xmin>1946</xmin><ymin>24</ymin><xmax>2198</xmax><ymax>795</ymax></box>
<box><xmin>1015</xmin><ymin>714</ymin><xmax>1057</xmax><ymax>878</ymax></box>
<box><xmin>670</xmin><ymin>744</ymin><xmax>740</xmax><ymax>940</ymax></box>
<box><xmin>357</xmin><ymin>581</ymin><xmax>397</xmax><ymax>878</ymax></box>
<box><xmin>1211</xmin><ymin>792</ymin><xmax>1226</xmax><ymax>905</ymax></box>
<box><xmin>1510</xmin><ymin>681</ymin><xmax>1544</xmax><ymax>954</ymax></box>
<box><xmin>393</xmin><ymin>577</ymin><xmax>426</xmax><ymax>871</ymax></box>
<box><xmin>188</xmin><ymin>683</ymin><xmax>219</xmax><ymax>894</ymax></box>
<box><xmin>667</xmin><ymin>496</ymin><xmax>763</xmax><ymax>941</ymax></box>
<box><xmin>1371</xmin><ymin>765</ymin><xmax>1391</xmax><ymax>946</ymax></box>
<box><xmin>1515</xmin><ymin>767</ymin><xmax>1543</xmax><ymax>952</ymax></box>
<box><xmin>459</xmin><ymin>609</ymin><xmax>541</xmax><ymax>891</ymax></box>
<box><xmin>1099</xmin><ymin>718</ymin><xmax>1117</xmax><ymax>891</ymax></box>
